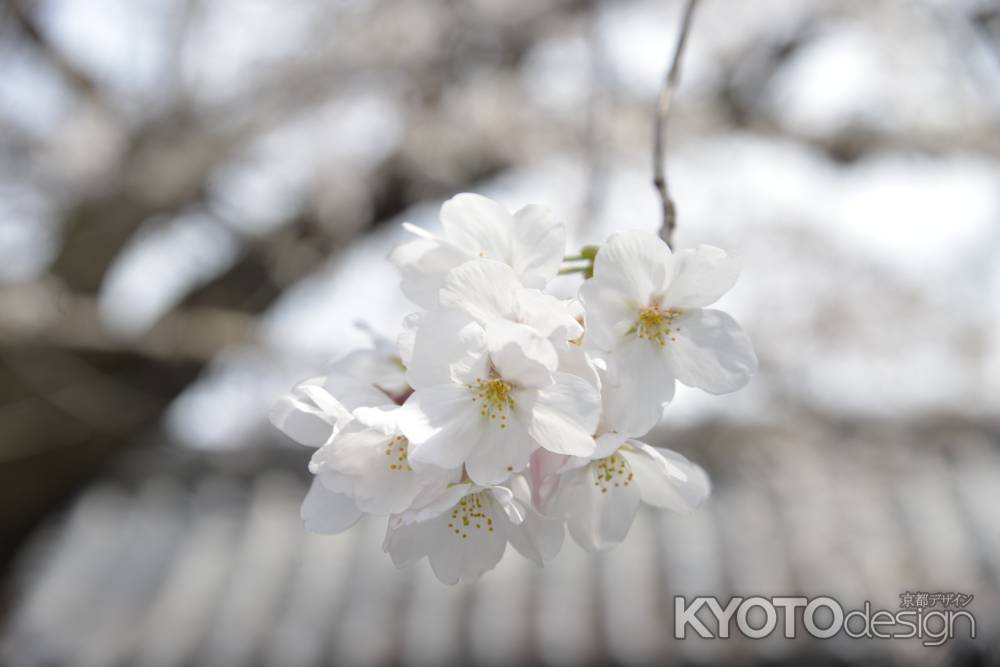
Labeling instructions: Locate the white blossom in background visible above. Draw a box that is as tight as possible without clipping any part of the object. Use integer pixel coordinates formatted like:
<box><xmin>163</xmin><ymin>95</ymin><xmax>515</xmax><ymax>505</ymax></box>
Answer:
<box><xmin>270</xmin><ymin>194</ymin><xmax>755</xmax><ymax>584</ymax></box>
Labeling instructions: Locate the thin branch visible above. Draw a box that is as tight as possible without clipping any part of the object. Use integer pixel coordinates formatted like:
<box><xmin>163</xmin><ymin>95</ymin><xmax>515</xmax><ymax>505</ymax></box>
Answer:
<box><xmin>652</xmin><ymin>0</ymin><xmax>699</xmax><ymax>249</ymax></box>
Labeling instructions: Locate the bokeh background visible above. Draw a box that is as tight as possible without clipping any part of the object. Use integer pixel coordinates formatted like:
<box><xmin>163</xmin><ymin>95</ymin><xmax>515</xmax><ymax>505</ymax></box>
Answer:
<box><xmin>1</xmin><ymin>0</ymin><xmax>999</xmax><ymax>665</ymax></box>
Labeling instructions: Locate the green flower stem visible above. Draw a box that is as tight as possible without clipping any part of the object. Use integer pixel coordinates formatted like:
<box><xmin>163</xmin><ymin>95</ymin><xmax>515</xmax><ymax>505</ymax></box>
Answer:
<box><xmin>562</xmin><ymin>245</ymin><xmax>599</xmax><ymax>263</ymax></box>
<box><xmin>558</xmin><ymin>266</ymin><xmax>589</xmax><ymax>275</ymax></box>
<box><xmin>560</xmin><ymin>245</ymin><xmax>599</xmax><ymax>278</ymax></box>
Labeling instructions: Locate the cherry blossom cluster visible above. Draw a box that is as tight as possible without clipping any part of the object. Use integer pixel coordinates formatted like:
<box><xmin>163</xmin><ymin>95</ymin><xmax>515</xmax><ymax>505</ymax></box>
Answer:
<box><xmin>270</xmin><ymin>193</ymin><xmax>757</xmax><ymax>584</ymax></box>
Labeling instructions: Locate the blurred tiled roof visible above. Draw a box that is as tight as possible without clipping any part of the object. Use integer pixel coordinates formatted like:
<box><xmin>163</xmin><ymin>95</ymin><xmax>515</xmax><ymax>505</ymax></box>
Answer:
<box><xmin>2</xmin><ymin>414</ymin><xmax>998</xmax><ymax>666</ymax></box>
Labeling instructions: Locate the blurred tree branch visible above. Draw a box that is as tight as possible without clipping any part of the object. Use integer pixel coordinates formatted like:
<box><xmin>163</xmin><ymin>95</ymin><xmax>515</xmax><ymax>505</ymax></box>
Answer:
<box><xmin>0</xmin><ymin>280</ymin><xmax>257</xmax><ymax>363</ymax></box>
<box><xmin>653</xmin><ymin>0</ymin><xmax>698</xmax><ymax>249</ymax></box>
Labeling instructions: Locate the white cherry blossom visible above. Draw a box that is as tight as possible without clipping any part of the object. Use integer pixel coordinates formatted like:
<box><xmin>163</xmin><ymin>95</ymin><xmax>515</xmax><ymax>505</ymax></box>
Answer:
<box><xmin>271</xmin><ymin>354</ymin><xmax>410</xmax><ymax>534</ymax></box>
<box><xmin>533</xmin><ymin>438</ymin><xmax>711</xmax><ymax>552</ymax></box>
<box><xmin>383</xmin><ymin>476</ymin><xmax>563</xmax><ymax>584</ymax></box>
<box><xmin>269</xmin><ymin>330</ymin><xmax>410</xmax><ymax>450</ymax></box>
<box><xmin>269</xmin><ymin>377</ymin><xmax>352</xmax><ymax>450</ymax></box>
<box><xmin>389</xmin><ymin>193</ymin><xmax>566</xmax><ymax>308</ymax></box>
<box><xmin>440</xmin><ymin>258</ymin><xmax>582</xmax><ymax>357</ymax></box>
<box><xmin>579</xmin><ymin>230</ymin><xmax>757</xmax><ymax>435</ymax></box>
<box><xmin>331</xmin><ymin>326</ymin><xmax>410</xmax><ymax>400</ymax></box>
<box><xmin>397</xmin><ymin>306</ymin><xmax>600</xmax><ymax>485</ymax></box>
<box><xmin>308</xmin><ymin>407</ymin><xmax>460</xmax><ymax>515</ymax></box>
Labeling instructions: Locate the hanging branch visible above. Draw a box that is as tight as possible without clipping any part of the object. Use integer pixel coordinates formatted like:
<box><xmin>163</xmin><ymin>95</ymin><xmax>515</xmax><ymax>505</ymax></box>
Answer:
<box><xmin>652</xmin><ymin>0</ymin><xmax>699</xmax><ymax>249</ymax></box>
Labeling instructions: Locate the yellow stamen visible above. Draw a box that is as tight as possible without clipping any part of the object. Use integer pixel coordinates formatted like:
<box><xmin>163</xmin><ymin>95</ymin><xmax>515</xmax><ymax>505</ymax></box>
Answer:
<box><xmin>468</xmin><ymin>377</ymin><xmax>515</xmax><ymax>423</ymax></box>
<box><xmin>449</xmin><ymin>492</ymin><xmax>494</xmax><ymax>539</ymax></box>
<box><xmin>635</xmin><ymin>305</ymin><xmax>682</xmax><ymax>347</ymax></box>
<box><xmin>384</xmin><ymin>435</ymin><xmax>413</xmax><ymax>472</ymax></box>
<box><xmin>592</xmin><ymin>453</ymin><xmax>632</xmax><ymax>493</ymax></box>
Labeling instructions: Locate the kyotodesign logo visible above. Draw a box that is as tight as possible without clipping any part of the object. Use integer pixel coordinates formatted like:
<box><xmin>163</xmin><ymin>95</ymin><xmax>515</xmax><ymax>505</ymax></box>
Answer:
<box><xmin>674</xmin><ymin>594</ymin><xmax>976</xmax><ymax>647</ymax></box>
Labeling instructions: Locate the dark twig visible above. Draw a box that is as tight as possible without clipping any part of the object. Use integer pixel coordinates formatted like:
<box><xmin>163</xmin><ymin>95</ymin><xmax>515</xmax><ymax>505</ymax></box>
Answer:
<box><xmin>652</xmin><ymin>0</ymin><xmax>699</xmax><ymax>249</ymax></box>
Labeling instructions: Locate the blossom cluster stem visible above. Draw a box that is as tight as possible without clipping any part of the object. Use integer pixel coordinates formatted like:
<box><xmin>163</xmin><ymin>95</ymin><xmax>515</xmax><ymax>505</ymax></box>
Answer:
<box><xmin>559</xmin><ymin>245</ymin><xmax>599</xmax><ymax>278</ymax></box>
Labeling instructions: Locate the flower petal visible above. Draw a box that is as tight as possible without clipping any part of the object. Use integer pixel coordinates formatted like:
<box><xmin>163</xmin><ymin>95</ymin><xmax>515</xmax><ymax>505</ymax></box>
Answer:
<box><xmin>619</xmin><ymin>443</ymin><xmax>711</xmax><ymax>512</ymax></box>
<box><xmin>665</xmin><ymin>308</ymin><xmax>757</xmax><ymax>394</ymax></box>
<box><xmin>563</xmin><ymin>463</ymin><xmax>641</xmax><ymax>551</ymax></box>
<box><xmin>578</xmin><ymin>279</ymin><xmax>638</xmax><ymax>351</ymax></box>
<box><xmin>395</xmin><ymin>481</ymin><xmax>476</xmax><ymax>525</ymax></box>
<box><xmin>301</xmin><ymin>478</ymin><xmax>363</xmax><ymax>534</ymax></box>
<box><xmin>310</xmin><ymin>425</ymin><xmax>390</xmax><ymax>475</ymax></box>
<box><xmin>527</xmin><ymin>448</ymin><xmax>568</xmax><ymax>513</ymax></box>
<box><xmin>330</xmin><ymin>346</ymin><xmax>409</xmax><ymax>398</ymax></box>
<box><xmin>593</xmin><ymin>431</ymin><xmax>629</xmax><ymax>458</ymax></box>
<box><xmin>511</xmin><ymin>288</ymin><xmax>582</xmax><ymax>343</ymax></box>
<box><xmin>397</xmin><ymin>312</ymin><xmax>420</xmax><ymax>368</ymax></box>
<box><xmin>352</xmin><ymin>404</ymin><xmax>400</xmax><ymax>435</ymax></box>
<box><xmin>519</xmin><ymin>372</ymin><xmax>600</xmax><ymax>457</ymax></box>
<box><xmin>504</xmin><ymin>475</ymin><xmax>564</xmax><ymax>565</ymax></box>
<box><xmin>663</xmin><ymin>245</ymin><xmax>740</xmax><ymax>309</ymax></box>
<box><xmin>389</xmin><ymin>237</ymin><xmax>471</xmax><ymax>309</ymax></box>
<box><xmin>319</xmin><ymin>373</ymin><xmax>393</xmax><ymax>413</ymax></box>
<box><xmin>440</xmin><ymin>193</ymin><xmax>513</xmax><ymax>260</ymax></box>
<box><xmin>510</xmin><ymin>204</ymin><xmax>565</xmax><ymax>288</ymax></box>
<box><xmin>269</xmin><ymin>394</ymin><xmax>337</xmax><ymax>448</ymax></box>
<box><xmin>488</xmin><ymin>485</ymin><xmax>523</xmax><ymax>524</ymax></box>
<box><xmin>383</xmin><ymin>516</ymin><xmax>440</xmax><ymax>569</ymax></box>
<box><xmin>556</xmin><ymin>343</ymin><xmax>601</xmax><ymax>390</ymax></box>
<box><xmin>464</xmin><ymin>415</ymin><xmax>535</xmax><ymax>485</ymax></box>
<box><xmin>440</xmin><ymin>258</ymin><xmax>520</xmax><ymax>324</ymax></box>
<box><xmin>486</xmin><ymin>319</ymin><xmax>557</xmax><ymax>388</ymax></box>
<box><xmin>426</xmin><ymin>493</ymin><xmax>509</xmax><ymax>584</ymax></box>
<box><xmin>317</xmin><ymin>426</ymin><xmax>457</xmax><ymax>515</ymax></box>
<box><xmin>592</xmin><ymin>230</ymin><xmax>674</xmax><ymax>304</ymax></box>
<box><xmin>403</xmin><ymin>310</ymin><xmax>488</xmax><ymax>390</ymax></box>
<box><xmin>603</xmin><ymin>336</ymin><xmax>675</xmax><ymax>436</ymax></box>
<box><xmin>399</xmin><ymin>383</ymin><xmax>482</xmax><ymax>468</ymax></box>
